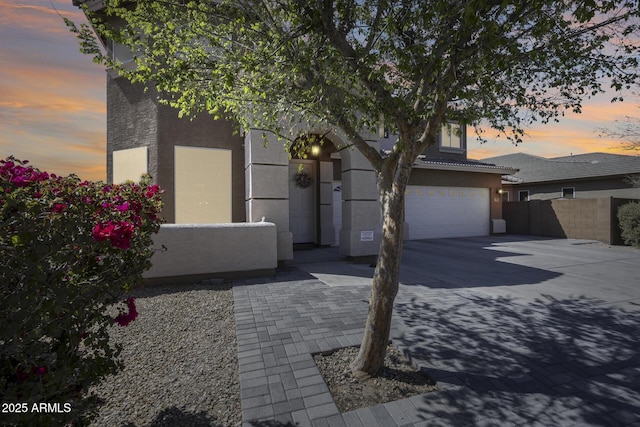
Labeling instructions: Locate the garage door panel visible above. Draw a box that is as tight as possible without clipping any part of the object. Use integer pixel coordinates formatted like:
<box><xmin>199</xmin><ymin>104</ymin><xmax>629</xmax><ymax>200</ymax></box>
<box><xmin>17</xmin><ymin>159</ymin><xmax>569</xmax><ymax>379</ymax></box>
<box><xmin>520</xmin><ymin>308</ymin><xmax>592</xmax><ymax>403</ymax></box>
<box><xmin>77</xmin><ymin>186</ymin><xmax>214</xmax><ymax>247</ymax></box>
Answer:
<box><xmin>405</xmin><ymin>186</ymin><xmax>489</xmax><ymax>240</ymax></box>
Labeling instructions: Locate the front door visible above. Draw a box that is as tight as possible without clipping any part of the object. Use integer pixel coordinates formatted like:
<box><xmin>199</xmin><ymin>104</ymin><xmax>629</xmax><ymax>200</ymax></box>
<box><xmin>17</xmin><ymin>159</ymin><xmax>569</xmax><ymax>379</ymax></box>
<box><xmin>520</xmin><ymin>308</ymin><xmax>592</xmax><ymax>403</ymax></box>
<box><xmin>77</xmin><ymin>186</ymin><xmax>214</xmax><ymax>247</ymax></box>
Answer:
<box><xmin>289</xmin><ymin>160</ymin><xmax>316</xmax><ymax>244</ymax></box>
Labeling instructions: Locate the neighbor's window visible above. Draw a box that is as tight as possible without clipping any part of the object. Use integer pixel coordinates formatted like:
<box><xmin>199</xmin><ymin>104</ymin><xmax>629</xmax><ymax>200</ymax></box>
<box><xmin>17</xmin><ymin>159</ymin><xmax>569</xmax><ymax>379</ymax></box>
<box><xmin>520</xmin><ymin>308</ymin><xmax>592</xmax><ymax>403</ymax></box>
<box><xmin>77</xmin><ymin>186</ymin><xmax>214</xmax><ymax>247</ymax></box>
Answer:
<box><xmin>519</xmin><ymin>190</ymin><xmax>529</xmax><ymax>201</ymax></box>
<box><xmin>562</xmin><ymin>187</ymin><xmax>575</xmax><ymax>198</ymax></box>
<box><xmin>440</xmin><ymin>123</ymin><xmax>463</xmax><ymax>149</ymax></box>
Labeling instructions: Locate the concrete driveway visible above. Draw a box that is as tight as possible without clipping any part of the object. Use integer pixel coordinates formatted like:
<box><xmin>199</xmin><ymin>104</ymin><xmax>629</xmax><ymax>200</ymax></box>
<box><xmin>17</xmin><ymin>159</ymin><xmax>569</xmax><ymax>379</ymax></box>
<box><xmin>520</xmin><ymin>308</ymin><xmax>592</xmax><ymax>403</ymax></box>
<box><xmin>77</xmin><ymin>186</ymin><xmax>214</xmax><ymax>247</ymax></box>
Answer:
<box><xmin>298</xmin><ymin>235</ymin><xmax>640</xmax><ymax>311</ymax></box>
<box><xmin>399</xmin><ymin>235</ymin><xmax>640</xmax><ymax>310</ymax></box>
<box><xmin>294</xmin><ymin>236</ymin><xmax>640</xmax><ymax>425</ymax></box>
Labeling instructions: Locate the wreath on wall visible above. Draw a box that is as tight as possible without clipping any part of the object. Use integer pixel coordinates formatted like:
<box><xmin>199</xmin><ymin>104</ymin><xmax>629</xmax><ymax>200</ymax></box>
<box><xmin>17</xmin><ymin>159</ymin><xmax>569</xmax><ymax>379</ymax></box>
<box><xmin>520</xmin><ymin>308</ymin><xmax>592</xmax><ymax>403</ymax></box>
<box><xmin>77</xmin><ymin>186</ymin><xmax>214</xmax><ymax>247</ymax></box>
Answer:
<box><xmin>295</xmin><ymin>171</ymin><xmax>312</xmax><ymax>188</ymax></box>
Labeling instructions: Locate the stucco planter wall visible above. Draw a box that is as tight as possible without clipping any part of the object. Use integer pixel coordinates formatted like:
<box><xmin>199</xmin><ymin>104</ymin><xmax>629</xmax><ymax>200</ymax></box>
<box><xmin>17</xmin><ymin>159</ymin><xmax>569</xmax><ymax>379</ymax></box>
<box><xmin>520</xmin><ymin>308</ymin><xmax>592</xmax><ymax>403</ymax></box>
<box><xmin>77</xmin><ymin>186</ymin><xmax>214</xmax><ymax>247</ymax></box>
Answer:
<box><xmin>143</xmin><ymin>222</ymin><xmax>278</xmax><ymax>283</ymax></box>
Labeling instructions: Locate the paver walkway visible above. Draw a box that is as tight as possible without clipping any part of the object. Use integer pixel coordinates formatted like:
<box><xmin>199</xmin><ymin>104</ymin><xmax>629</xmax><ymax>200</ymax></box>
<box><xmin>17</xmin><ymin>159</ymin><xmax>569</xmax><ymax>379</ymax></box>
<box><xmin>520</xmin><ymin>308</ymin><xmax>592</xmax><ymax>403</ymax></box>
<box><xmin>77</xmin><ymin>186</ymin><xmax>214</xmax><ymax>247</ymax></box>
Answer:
<box><xmin>233</xmin><ymin>238</ymin><xmax>640</xmax><ymax>426</ymax></box>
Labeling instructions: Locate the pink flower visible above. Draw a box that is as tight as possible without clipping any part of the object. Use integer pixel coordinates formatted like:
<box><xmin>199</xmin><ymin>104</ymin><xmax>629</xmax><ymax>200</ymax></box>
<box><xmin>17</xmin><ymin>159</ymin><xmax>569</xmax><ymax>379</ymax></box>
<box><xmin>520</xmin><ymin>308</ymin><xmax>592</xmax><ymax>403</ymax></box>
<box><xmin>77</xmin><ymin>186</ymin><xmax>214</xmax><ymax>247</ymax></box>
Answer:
<box><xmin>115</xmin><ymin>201</ymin><xmax>130</xmax><ymax>212</ymax></box>
<box><xmin>32</xmin><ymin>365</ymin><xmax>48</xmax><ymax>377</ymax></box>
<box><xmin>93</xmin><ymin>222</ymin><xmax>115</xmax><ymax>242</ymax></box>
<box><xmin>92</xmin><ymin>221</ymin><xmax>135</xmax><ymax>249</ymax></box>
<box><xmin>5</xmin><ymin>166</ymin><xmax>50</xmax><ymax>184</ymax></box>
<box><xmin>3</xmin><ymin>164</ymin><xmax>40</xmax><ymax>187</ymax></box>
<box><xmin>51</xmin><ymin>203</ymin><xmax>67</xmax><ymax>213</ymax></box>
<box><xmin>130</xmin><ymin>200</ymin><xmax>142</xmax><ymax>213</ymax></box>
<box><xmin>110</xmin><ymin>221</ymin><xmax>134</xmax><ymax>249</ymax></box>
<box><xmin>132</xmin><ymin>215</ymin><xmax>142</xmax><ymax>226</ymax></box>
<box><xmin>144</xmin><ymin>185</ymin><xmax>160</xmax><ymax>198</ymax></box>
<box><xmin>114</xmin><ymin>297</ymin><xmax>138</xmax><ymax>326</ymax></box>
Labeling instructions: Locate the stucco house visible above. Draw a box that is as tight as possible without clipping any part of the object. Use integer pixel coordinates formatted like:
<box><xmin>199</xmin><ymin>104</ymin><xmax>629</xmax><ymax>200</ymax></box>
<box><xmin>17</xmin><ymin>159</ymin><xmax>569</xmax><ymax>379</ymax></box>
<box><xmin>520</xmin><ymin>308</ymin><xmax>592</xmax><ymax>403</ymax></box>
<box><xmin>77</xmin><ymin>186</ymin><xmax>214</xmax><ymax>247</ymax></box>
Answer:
<box><xmin>77</xmin><ymin>1</ymin><xmax>517</xmax><ymax>264</ymax></box>
<box><xmin>482</xmin><ymin>152</ymin><xmax>640</xmax><ymax>201</ymax></box>
<box><xmin>107</xmin><ymin>79</ymin><xmax>516</xmax><ymax>262</ymax></box>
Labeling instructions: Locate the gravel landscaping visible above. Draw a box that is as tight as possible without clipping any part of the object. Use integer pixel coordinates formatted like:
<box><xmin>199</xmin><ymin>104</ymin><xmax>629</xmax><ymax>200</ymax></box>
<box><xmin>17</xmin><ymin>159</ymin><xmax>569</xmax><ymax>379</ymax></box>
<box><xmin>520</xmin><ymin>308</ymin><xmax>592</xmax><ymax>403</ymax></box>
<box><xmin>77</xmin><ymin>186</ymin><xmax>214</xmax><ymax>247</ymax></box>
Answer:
<box><xmin>89</xmin><ymin>282</ymin><xmax>241</xmax><ymax>427</ymax></box>
<box><xmin>314</xmin><ymin>345</ymin><xmax>437</xmax><ymax>413</ymax></box>
<box><xmin>89</xmin><ymin>280</ymin><xmax>437</xmax><ymax>425</ymax></box>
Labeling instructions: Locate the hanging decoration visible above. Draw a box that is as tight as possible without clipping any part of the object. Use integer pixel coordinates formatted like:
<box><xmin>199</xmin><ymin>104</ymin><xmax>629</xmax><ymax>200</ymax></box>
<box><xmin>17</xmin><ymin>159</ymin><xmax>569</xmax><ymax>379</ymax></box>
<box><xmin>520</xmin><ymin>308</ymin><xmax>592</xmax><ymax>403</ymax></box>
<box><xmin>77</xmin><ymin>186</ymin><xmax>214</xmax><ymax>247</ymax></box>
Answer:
<box><xmin>295</xmin><ymin>171</ymin><xmax>312</xmax><ymax>188</ymax></box>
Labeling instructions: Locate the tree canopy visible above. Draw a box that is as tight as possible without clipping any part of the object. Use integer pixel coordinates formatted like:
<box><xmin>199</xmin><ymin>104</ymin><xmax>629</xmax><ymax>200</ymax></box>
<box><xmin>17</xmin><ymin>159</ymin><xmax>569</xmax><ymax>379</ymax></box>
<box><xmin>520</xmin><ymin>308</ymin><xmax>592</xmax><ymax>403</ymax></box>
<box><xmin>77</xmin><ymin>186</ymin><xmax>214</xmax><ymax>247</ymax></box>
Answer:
<box><xmin>602</xmin><ymin>112</ymin><xmax>640</xmax><ymax>150</ymax></box>
<box><xmin>69</xmin><ymin>0</ymin><xmax>640</xmax><ymax>376</ymax></box>
<box><xmin>70</xmin><ymin>0</ymin><xmax>639</xmax><ymax>163</ymax></box>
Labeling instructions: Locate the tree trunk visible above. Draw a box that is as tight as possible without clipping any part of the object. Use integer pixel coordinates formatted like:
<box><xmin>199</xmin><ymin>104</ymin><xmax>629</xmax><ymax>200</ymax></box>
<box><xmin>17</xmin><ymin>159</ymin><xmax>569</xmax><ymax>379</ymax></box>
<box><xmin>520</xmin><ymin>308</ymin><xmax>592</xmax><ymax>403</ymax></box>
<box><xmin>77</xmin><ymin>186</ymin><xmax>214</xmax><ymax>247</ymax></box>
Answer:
<box><xmin>350</xmin><ymin>159</ymin><xmax>411</xmax><ymax>378</ymax></box>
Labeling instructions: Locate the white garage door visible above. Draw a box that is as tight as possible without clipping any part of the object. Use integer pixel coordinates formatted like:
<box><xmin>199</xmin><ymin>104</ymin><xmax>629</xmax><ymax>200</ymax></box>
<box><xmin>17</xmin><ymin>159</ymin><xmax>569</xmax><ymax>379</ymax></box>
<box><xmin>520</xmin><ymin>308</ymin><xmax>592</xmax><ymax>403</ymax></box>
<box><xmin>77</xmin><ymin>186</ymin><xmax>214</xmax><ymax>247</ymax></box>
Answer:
<box><xmin>405</xmin><ymin>186</ymin><xmax>490</xmax><ymax>240</ymax></box>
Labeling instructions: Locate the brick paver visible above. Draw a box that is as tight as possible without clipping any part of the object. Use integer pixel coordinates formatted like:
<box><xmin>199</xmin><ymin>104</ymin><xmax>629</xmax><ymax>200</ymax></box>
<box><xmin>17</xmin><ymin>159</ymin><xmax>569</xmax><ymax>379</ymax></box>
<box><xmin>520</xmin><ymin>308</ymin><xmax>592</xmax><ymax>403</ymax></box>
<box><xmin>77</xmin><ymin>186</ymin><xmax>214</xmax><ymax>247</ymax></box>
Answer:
<box><xmin>234</xmin><ymin>268</ymin><xmax>373</xmax><ymax>426</ymax></box>
<box><xmin>233</xmin><ymin>262</ymin><xmax>640</xmax><ymax>426</ymax></box>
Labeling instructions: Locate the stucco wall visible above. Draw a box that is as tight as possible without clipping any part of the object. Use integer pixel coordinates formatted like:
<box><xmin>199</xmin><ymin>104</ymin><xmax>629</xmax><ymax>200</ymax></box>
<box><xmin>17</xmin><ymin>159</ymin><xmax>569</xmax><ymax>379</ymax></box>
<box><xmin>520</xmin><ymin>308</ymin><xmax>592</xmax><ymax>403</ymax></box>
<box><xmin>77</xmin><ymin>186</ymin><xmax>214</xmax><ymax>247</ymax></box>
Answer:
<box><xmin>143</xmin><ymin>222</ymin><xmax>277</xmax><ymax>283</ymax></box>
<box><xmin>107</xmin><ymin>76</ymin><xmax>158</xmax><ymax>184</ymax></box>
<box><xmin>106</xmin><ymin>76</ymin><xmax>246</xmax><ymax>223</ymax></box>
<box><xmin>156</xmin><ymin>104</ymin><xmax>245</xmax><ymax>223</ymax></box>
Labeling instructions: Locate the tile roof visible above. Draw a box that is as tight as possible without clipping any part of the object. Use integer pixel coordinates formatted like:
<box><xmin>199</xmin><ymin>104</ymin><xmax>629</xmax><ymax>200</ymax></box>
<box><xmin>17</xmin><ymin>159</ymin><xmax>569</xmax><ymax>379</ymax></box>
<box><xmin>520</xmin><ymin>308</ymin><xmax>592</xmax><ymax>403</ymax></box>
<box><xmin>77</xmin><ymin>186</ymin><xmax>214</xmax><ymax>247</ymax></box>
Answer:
<box><xmin>418</xmin><ymin>156</ymin><xmax>512</xmax><ymax>169</ymax></box>
<box><xmin>379</xmin><ymin>150</ymin><xmax>517</xmax><ymax>174</ymax></box>
<box><xmin>480</xmin><ymin>152</ymin><xmax>640</xmax><ymax>184</ymax></box>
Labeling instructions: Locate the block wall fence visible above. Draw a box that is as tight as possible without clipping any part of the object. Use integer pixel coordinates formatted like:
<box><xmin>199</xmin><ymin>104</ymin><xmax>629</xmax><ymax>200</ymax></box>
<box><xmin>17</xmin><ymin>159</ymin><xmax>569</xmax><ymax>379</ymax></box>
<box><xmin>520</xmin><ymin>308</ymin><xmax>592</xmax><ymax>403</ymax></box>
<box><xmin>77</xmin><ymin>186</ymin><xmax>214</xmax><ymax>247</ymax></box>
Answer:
<box><xmin>502</xmin><ymin>197</ymin><xmax>637</xmax><ymax>245</ymax></box>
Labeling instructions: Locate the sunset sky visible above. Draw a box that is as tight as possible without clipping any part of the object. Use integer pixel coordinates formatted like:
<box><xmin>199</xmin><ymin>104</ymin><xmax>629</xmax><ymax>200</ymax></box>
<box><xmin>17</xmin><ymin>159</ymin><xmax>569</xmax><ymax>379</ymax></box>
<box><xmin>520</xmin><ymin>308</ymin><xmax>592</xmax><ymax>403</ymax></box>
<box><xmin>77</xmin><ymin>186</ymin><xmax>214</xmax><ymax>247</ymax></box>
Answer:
<box><xmin>1</xmin><ymin>0</ymin><xmax>638</xmax><ymax>182</ymax></box>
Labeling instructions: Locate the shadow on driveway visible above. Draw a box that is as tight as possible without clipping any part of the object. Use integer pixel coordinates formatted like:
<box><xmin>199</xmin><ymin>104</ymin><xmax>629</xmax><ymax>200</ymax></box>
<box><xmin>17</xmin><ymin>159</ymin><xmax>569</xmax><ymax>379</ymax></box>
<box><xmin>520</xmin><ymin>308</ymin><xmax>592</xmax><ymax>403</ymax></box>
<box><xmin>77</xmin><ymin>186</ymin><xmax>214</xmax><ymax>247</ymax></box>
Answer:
<box><xmin>398</xmin><ymin>236</ymin><xmax>564</xmax><ymax>288</ymax></box>
<box><xmin>393</xmin><ymin>290</ymin><xmax>640</xmax><ymax>426</ymax></box>
<box><xmin>299</xmin><ymin>235</ymin><xmax>564</xmax><ymax>289</ymax></box>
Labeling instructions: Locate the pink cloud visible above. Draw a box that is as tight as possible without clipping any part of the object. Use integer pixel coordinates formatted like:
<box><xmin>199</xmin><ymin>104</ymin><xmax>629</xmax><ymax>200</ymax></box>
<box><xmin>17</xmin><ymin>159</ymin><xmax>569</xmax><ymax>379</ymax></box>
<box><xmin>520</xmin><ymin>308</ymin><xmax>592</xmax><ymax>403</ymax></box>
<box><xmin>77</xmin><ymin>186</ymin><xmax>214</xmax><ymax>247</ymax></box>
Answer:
<box><xmin>2</xmin><ymin>0</ymin><xmax>637</xmax><ymax>182</ymax></box>
<box><xmin>0</xmin><ymin>0</ymin><xmax>86</xmax><ymax>36</ymax></box>
<box><xmin>469</xmin><ymin>92</ymin><xmax>640</xmax><ymax>160</ymax></box>
<box><xmin>0</xmin><ymin>0</ymin><xmax>106</xmax><ymax>180</ymax></box>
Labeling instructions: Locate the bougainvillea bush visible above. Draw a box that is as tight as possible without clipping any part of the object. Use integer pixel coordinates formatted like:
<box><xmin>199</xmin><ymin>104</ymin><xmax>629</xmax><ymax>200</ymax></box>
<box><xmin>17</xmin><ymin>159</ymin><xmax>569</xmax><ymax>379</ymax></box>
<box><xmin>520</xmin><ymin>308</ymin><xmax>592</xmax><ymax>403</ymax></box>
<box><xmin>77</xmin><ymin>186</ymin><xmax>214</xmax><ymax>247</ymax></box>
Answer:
<box><xmin>0</xmin><ymin>156</ymin><xmax>163</xmax><ymax>425</ymax></box>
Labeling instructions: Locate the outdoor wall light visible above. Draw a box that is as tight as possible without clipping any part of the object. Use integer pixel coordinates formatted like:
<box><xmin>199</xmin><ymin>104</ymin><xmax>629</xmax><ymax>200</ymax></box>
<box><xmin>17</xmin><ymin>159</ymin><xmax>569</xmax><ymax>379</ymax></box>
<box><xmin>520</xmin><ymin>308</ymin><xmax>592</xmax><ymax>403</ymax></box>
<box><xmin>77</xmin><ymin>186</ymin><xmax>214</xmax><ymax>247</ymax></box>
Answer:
<box><xmin>496</xmin><ymin>189</ymin><xmax>504</xmax><ymax>194</ymax></box>
<box><xmin>311</xmin><ymin>144</ymin><xmax>321</xmax><ymax>156</ymax></box>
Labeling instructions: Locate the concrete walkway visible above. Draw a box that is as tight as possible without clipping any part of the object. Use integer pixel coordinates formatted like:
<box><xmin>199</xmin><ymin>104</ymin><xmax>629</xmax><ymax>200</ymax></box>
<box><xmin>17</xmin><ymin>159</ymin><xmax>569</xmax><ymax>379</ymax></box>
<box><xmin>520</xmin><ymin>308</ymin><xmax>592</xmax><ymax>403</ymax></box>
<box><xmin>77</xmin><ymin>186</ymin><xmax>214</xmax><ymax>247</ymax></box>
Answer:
<box><xmin>233</xmin><ymin>236</ymin><xmax>640</xmax><ymax>426</ymax></box>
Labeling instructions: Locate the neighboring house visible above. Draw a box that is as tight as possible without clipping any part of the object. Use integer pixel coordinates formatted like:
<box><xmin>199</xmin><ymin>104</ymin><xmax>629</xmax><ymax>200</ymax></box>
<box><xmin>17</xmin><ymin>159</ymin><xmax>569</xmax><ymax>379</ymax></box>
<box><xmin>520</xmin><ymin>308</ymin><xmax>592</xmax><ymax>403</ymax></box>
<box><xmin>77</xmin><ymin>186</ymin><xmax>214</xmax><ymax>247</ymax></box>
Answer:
<box><xmin>482</xmin><ymin>152</ymin><xmax>640</xmax><ymax>201</ymax></box>
<box><xmin>78</xmin><ymin>2</ymin><xmax>516</xmax><ymax>262</ymax></box>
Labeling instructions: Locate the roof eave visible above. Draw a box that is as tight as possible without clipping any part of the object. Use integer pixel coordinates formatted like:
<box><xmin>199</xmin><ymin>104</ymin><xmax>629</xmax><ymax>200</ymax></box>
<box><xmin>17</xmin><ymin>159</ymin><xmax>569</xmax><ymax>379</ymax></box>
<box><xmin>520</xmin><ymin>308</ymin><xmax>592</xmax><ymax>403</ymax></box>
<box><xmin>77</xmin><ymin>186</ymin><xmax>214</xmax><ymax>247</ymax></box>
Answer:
<box><xmin>502</xmin><ymin>172</ymin><xmax>638</xmax><ymax>185</ymax></box>
<box><xmin>414</xmin><ymin>162</ymin><xmax>518</xmax><ymax>175</ymax></box>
